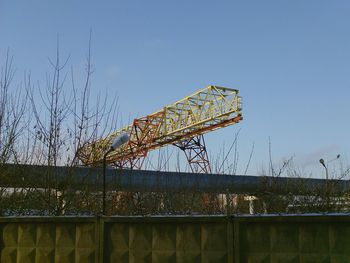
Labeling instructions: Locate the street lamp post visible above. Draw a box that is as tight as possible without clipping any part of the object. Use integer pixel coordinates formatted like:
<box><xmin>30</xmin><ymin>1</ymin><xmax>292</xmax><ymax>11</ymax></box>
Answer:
<box><xmin>102</xmin><ymin>132</ymin><xmax>129</xmax><ymax>215</ymax></box>
<box><xmin>319</xmin><ymin>154</ymin><xmax>340</xmax><ymax>180</ymax></box>
<box><xmin>319</xmin><ymin>154</ymin><xmax>340</xmax><ymax>211</ymax></box>
<box><xmin>319</xmin><ymin>158</ymin><xmax>328</xmax><ymax>180</ymax></box>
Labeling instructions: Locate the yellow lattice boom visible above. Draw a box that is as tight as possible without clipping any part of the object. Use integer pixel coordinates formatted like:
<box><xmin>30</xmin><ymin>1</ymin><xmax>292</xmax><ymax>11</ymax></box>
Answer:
<box><xmin>78</xmin><ymin>85</ymin><xmax>242</xmax><ymax>165</ymax></box>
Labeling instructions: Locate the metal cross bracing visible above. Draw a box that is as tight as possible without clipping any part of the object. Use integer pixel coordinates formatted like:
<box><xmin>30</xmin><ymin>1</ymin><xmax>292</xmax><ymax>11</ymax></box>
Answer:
<box><xmin>174</xmin><ymin>134</ymin><xmax>211</xmax><ymax>174</ymax></box>
<box><xmin>173</xmin><ymin>133</ymin><xmax>227</xmax><ymax>214</ymax></box>
<box><xmin>78</xmin><ymin>85</ymin><xmax>242</xmax><ymax>167</ymax></box>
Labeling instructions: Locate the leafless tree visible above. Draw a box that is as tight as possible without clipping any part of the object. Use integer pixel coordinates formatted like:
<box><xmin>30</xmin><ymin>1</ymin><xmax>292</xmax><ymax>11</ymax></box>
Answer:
<box><xmin>0</xmin><ymin>50</ymin><xmax>27</xmax><ymax>164</ymax></box>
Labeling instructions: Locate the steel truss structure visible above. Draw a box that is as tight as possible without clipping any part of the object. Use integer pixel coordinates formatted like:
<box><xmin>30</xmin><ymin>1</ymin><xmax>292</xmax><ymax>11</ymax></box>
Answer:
<box><xmin>78</xmin><ymin>85</ymin><xmax>242</xmax><ymax>166</ymax></box>
<box><xmin>174</xmin><ymin>135</ymin><xmax>211</xmax><ymax>174</ymax></box>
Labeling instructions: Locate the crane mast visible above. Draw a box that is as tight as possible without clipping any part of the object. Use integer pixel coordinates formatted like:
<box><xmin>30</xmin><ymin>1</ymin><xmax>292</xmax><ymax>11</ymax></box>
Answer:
<box><xmin>78</xmin><ymin>85</ymin><xmax>242</xmax><ymax>169</ymax></box>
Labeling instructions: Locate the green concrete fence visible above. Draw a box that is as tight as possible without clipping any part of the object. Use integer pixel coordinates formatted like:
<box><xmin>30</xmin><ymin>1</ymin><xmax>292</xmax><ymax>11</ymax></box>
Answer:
<box><xmin>1</xmin><ymin>215</ymin><xmax>350</xmax><ymax>262</ymax></box>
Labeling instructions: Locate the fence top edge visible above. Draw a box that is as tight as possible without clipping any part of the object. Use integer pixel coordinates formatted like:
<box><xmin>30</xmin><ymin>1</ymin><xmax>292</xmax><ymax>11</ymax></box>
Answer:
<box><xmin>1</xmin><ymin>213</ymin><xmax>350</xmax><ymax>223</ymax></box>
<box><xmin>102</xmin><ymin>215</ymin><xmax>230</xmax><ymax>223</ymax></box>
<box><xmin>0</xmin><ymin>215</ymin><xmax>230</xmax><ymax>223</ymax></box>
<box><xmin>234</xmin><ymin>213</ymin><xmax>350</xmax><ymax>222</ymax></box>
<box><xmin>0</xmin><ymin>216</ymin><xmax>99</xmax><ymax>223</ymax></box>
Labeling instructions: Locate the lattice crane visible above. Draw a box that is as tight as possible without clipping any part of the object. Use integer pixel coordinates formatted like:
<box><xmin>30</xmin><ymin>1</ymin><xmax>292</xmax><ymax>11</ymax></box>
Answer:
<box><xmin>77</xmin><ymin>85</ymin><xmax>242</xmax><ymax>172</ymax></box>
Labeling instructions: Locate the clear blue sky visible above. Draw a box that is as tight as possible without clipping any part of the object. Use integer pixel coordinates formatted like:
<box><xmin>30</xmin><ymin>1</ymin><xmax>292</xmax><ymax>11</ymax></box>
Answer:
<box><xmin>1</xmin><ymin>0</ymin><xmax>349</xmax><ymax>176</ymax></box>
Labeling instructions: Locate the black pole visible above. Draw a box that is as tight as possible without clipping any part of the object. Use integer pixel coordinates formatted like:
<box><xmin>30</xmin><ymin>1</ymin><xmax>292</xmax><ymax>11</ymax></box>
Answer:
<box><xmin>102</xmin><ymin>149</ymin><xmax>112</xmax><ymax>215</ymax></box>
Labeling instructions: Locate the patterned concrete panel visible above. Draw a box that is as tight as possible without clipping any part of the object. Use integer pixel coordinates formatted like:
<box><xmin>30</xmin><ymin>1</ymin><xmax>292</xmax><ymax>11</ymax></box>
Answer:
<box><xmin>239</xmin><ymin>219</ymin><xmax>350</xmax><ymax>263</ymax></box>
<box><xmin>1</xmin><ymin>215</ymin><xmax>350</xmax><ymax>262</ymax></box>
<box><xmin>0</xmin><ymin>222</ymin><xmax>97</xmax><ymax>263</ymax></box>
<box><xmin>270</xmin><ymin>224</ymin><xmax>299</xmax><ymax>253</ymax></box>
<box><xmin>329</xmin><ymin>223</ymin><xmax>350</xmax><ymax>254</ymax></box>
<box><xmin>299</xmin><ymin>224</ymin><xmax>329</xmax><ymax>253</ymax></box>
<box><xmin>152</xmin><ymin>224</ymin><xmax>176</xmax><ymax>251</ymax></box>
<box><xmin>104</xmin><ymin>220</ymin><xmax>230</xmax><ymax>263</ymax></box>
